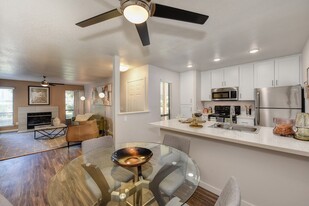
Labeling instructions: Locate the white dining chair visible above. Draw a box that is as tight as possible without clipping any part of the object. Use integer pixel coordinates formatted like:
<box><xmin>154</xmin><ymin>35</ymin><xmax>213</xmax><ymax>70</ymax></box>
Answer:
<box><xmin>82</xmin><ymin>135</ymin><xmax>114</xmax><ymax>154</ymax></box>
<box><xmin>81</xmin><ymin>136</ymin><xmax>135</xmax><ymax>199</ymax></box>
<box><xmin>214</xmin><ymin>176</ymin><xmax>241</xmax><ymax>206</ymax></box>
<box><xmin>0</xmin><ymin>193</ymin><xmax>13</xmax><ymax>206</ymax></box>
<box><xmin>159</xmin><ymin>134</ymin><xmax>191</xmax><ymax>198</ymax></box>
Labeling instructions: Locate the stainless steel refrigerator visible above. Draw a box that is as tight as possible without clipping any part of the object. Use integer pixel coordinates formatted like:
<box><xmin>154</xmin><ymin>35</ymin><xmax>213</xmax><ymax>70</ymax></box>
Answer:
<box><xmin>255</xmin><ymin>85</ymin><xmax>304</xmax><ymax>127</ymax></box>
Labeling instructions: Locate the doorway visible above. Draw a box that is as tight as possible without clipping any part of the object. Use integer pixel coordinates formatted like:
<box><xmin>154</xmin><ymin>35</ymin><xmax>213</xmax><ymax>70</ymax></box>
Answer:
<box><xmin>160</xmin><ymin>81</ymin><xmax>171</xmax><ymax>120</ymax></box>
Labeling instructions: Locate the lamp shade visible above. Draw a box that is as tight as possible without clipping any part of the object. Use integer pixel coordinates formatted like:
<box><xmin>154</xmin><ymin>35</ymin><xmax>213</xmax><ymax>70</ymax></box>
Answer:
<box><xmin>123</xmin><ymin>5</ymin><xmax>149</xmax><ymax>24</ymax></box>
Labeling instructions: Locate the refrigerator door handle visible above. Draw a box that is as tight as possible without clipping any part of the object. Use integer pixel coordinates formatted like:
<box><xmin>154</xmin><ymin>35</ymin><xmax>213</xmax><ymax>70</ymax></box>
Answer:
<box><xmin>256</xmin><ymin>91</ymin><xmax>260</xmax><ymax>125</ymax></box>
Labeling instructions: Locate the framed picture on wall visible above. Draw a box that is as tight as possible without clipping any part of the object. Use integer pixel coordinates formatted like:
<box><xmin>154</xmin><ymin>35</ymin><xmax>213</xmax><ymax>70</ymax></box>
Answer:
<box><xmin>28</xmin><ymin>86</ymin><xmax>50</xmax><ymax>105</ymax></box>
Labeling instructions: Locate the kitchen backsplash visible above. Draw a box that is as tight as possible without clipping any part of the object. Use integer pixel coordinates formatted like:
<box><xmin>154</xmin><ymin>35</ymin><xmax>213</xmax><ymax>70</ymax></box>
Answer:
<box><xmin>202</xmin><ymin>101</ymin><xmax>255</xmax><ymax>115</ymax></box>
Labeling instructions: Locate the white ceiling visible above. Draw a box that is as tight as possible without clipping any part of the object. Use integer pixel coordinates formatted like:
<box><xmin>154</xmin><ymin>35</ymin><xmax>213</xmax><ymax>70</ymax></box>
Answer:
<box><xmin>0</xmin><ymin>0</ymin><xmax>309</xmax><ymax>85</ymax></box>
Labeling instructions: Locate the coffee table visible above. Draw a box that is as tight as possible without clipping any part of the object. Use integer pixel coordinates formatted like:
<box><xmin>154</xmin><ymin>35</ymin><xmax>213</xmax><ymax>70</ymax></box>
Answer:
<box><xmin>34</xmin><ymin>124</ymin><xmax>67</xmax><ymax>139</ymax></box>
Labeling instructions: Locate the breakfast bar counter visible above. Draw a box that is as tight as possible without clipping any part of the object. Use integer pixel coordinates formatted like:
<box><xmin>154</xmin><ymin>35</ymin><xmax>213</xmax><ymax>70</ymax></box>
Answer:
<box><xmin>150</xmin><ymin>119</ymin><xmax>309</xmax><ymax>206</ymax></box>
<box><xmin>150</xmin><ymin>119</ymin><xmax>309</xmax><ymax>157</ymax></box>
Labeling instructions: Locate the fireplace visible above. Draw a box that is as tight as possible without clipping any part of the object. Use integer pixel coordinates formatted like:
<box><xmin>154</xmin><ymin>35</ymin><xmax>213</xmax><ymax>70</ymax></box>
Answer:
<box><xmin>27</xmin><ymin>112</ymin><xmax>52</xmax><ymax>129</ymax></box>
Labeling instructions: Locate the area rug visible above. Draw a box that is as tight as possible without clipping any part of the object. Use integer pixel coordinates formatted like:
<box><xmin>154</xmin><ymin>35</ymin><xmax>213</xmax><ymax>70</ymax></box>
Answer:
<box><xmin>0</xmin><ymin>132</ymin><xmax>68</xmax><ymax>160</ymax></box>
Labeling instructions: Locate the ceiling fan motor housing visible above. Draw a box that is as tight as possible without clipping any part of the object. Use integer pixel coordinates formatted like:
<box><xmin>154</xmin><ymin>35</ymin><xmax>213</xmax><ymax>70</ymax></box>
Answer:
<box><xmin>120</xmin><ymin>0</ymin><xmax>152</xmax><ymax>15</ymax></box>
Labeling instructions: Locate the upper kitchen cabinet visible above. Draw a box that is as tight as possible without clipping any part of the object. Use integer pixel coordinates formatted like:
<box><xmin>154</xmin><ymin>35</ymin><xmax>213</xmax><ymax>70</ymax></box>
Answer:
<box><xmin>239</xmin><ymin>63</ymin><xmax>254</xmax><ymax>100</ymax></box>
<box><xmin>211</xmin><ymin>66</ymin><xmax>239</xmax><ymax>88</ymax></box>
<box><xmin>275</xmin><ymin>55</ymin><xmax>300</xmax><ymax>87</ymax></box>
<box><xmin>254</xmin><ymin>55</ymin><xmax>300</xmax><ymax>88</ymax></box>
<box><xmin>254</xmin><ymin>60</ymin><xmax>275</xmax><ymax>88</ymax></box>
<box><xmin>201</xmin><ymin>71</ymin><xmax>212</xmax><ymax>101</ymax></box>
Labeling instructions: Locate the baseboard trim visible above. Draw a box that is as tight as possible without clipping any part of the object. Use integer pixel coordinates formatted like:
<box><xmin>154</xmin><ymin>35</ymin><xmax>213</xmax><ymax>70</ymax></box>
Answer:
<box><xmin>0</xmin><ymin>129</ymin><xmax>18</xmax><ymax>133</ymax></box>
<box><xmin>199</xmin><ymin>180</ymin><xmax>256</xmax><ymax>206</ymax></box>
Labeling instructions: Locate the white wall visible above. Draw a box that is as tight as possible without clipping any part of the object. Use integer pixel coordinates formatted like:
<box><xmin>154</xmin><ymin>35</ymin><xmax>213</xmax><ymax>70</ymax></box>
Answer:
<box><xmin>113</xmin><ymin>63</ymin><xmax>180</xmax><ymax>144</ymax></box>
<box><xmin>302</xmin><ymin>37</ymin><xmax>309</xmax><ymax>111</ymax></box>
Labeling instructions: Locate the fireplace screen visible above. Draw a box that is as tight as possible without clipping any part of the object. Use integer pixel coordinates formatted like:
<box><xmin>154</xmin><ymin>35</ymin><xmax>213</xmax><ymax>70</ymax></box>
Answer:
<box><xmin>27</xmin><ymin>112</ymin><xmax>52</xmax><ymax>129</ymax></box>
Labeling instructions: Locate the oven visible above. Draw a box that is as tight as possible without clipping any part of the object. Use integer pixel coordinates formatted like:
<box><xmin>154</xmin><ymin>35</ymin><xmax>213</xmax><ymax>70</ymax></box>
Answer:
<box><xmin>208</xmin><ymin>106</ymin><xmax>241</xmax><ymax>123</ymax></box>
<box><xmin>211</xmin><ymin>87</ymin><xmax>238</xmax><ymax>101</ymax></box>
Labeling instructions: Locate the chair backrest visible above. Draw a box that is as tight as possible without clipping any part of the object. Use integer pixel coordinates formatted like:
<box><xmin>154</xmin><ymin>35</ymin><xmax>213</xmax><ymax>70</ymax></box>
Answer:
<box><xmin>163</xmin><ymin>134</ymin><xmax>190</xmax><ymax>154</ymax></box>
<box><xmin>0</xmin><ymin>193</ymin><xmax>13</xmax><ymax>206</ymax></box>
<box><xmin>82</xmin><ymin>135</ymin><xmax>114</xmax><ymax>154</ymax></box>
<box><xmin>215</xmin><ymin>176</ymin><xmax>241</xmax><ymax>206</ymax></box>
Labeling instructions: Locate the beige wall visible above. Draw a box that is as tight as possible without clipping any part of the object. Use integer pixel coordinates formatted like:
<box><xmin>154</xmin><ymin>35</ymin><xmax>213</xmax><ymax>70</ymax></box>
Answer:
<box><xmin>0</xmin><ymin>79</ymin><xmax>84</xmax><ymax>131</ymax></box>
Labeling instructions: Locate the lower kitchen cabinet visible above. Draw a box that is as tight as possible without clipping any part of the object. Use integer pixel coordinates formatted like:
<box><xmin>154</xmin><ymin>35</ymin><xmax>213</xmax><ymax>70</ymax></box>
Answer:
<box><xmin>237</xmin><ymin>116</ymin><xmax>255</xmax><ymax>126</ymax></box>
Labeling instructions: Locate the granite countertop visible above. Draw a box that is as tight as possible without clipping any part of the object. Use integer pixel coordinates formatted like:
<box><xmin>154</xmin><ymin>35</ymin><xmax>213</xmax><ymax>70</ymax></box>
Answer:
<box><xmin>150</xmin><ymin>119</ymin><xmax>309</xmax><ymax>157</ymax></box>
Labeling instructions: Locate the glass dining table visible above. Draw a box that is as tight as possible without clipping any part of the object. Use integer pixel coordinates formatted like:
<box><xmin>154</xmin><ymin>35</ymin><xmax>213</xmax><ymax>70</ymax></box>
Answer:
<box><xmin>47</xmin><ymin>142</ymin><xmax>200</xmax><ymax>206</ymax></box>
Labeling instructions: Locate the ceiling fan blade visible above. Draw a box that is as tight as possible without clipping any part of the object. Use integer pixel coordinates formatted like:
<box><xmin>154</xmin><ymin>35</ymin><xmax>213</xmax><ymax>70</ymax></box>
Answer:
<box><xmin>76</xmin><ymin>9</ymin><xmax>121</xmax><ymax>27</ymax></box>
<box><xmin>49</xmin><ymin>83</ymin><xmax>64</xmax><ymax>86</ymax></box>
<box><xmin>152</xmin><ymin>4</ymin><xmax>209</xmax><ymax>25</ymax></box>
<box><xmin>135</xmin><ymin>22</ymin><xmax>150</xmax><ymax>46</ymax></box>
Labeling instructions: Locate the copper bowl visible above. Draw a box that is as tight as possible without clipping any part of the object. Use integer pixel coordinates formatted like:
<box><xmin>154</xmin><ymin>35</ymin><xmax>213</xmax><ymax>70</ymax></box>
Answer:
<box><xmin>111</xmin><ymin>147</ymin><xmax>153</xmax><ymax>167</ymax></box>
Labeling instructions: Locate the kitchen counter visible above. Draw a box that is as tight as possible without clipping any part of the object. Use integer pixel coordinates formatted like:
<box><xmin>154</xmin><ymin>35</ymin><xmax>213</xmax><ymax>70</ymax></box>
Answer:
<box><xmin>150</xmin><ymin>119</ymin><xmax>309</xmax><ymax>157</ymax></box>
<box><xmin>150</xmin><ymin>119</ymin><xmax>309</xmax><ymax>206</ymax></box>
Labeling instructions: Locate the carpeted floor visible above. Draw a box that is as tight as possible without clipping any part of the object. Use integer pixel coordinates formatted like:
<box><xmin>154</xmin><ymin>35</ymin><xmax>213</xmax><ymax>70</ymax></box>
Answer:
<box><xmin>0</xmin><ymin>131</ymin><xmax>68</xmax><ymax>160</ymax></box>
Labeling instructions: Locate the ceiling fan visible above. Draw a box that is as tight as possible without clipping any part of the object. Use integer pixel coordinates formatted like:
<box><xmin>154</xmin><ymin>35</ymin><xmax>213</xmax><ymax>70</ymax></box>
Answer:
<box><xmin>76</xmin><ymin>0</ymin><xmax>209</xmax><ymax>46</ymax></box>
<box><xmin>41</xmin><ymin>76</ymin><xmax>64</xmax><ymax>87</ymax></box>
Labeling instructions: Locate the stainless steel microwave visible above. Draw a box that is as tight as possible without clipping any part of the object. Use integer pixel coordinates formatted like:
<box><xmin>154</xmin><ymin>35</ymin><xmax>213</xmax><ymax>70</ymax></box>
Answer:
<box><xmin>211</xmin><ymin>87</ymin><xmax>238</xmax><ymax>101</ymax></box>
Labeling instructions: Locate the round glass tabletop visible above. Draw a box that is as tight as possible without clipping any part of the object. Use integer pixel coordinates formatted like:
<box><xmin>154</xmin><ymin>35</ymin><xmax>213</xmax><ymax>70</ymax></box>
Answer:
<box><xmin>47</xmin><ymin>142</ymin><xmax>200</xmax><ymax>206</ymax></box>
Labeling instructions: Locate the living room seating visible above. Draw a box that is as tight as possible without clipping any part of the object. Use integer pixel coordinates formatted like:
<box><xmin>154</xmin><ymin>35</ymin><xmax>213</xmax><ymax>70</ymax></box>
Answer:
<box><xmin>66</xmin><ymin>119</ymin><xmax>99</xmax><ymax>146</ymax></box>
<box><xmin>72</xmin><ymin>113</ymin><xmax>109</xmax><ymax>135</ymax></box>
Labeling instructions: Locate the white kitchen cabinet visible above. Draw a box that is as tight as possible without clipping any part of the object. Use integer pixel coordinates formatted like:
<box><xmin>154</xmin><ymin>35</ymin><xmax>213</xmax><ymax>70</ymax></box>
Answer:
<box><xmin>180</xmin><ymin>71</ymin><xmax>194</xmax><ymax>104</ymax></box>
<box><xmin>211</xmin><ymin>66</ymin><xmax>239</xmax><ymax>88</ymax></box>
<box><xmin>275</xmin><ymin>55</ymin><xmax>300</xmax><ymax>87</ymax></box>
<box><xmin>211</xmin><ymin>69</ymin><xmax>224</xmax><ymax>88</ymax></box>
<box><xmin>254</xmin><ymin>60</ymin><xmax>275</xmax><ymax>88</ymax></box>
<box><xmin>237</xmin><ymin>116</ymin><xmax>255</xmax><ymax>126</ymax></box>
<box><xmin>239</xmin><ymin>63</ymin><xmax>254</xmax><ymax>100</ymax></box>
<box><xmin>201</xmin><ymin>71</ymin><xmax>212</xmax><ymax>101</ymax></box>
<box><xmin>254</xmin><ymin>55</ymin><xmax>300</xmax><ymax>88</ymax></box>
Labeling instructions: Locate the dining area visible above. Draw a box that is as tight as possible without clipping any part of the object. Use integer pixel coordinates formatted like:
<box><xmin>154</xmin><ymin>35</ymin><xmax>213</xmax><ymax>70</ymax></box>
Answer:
<box><xmin>46</xmin><ymin>135</ymin><xmax>241</xmax><ymax>206</ymax></box>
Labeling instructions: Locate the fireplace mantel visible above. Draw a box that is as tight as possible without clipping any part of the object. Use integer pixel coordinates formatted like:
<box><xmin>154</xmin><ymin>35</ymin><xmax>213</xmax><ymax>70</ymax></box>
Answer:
<box><xmin>18</xmin><ymin>106</ymin><xmax>59</xmax><ymax>132</ymax></box>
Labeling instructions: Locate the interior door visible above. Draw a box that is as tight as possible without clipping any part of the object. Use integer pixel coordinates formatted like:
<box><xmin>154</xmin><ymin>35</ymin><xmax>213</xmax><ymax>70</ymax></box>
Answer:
<box><xmin>126</xmin><ymin>78</ymin><xmax>146</xmax><ymax>112</ymax></box>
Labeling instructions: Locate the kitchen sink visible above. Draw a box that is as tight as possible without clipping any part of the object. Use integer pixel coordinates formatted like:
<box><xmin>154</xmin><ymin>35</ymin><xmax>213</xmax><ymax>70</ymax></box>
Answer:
<box><xmin>209</xmin><ymin>122</ymin><xmax>260</xmax><ymax>134</ymax></box>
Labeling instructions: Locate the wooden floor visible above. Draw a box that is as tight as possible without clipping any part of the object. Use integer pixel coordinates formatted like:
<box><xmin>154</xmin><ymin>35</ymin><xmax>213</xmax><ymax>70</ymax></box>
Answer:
<box><xmin>0</xmin><ymin>145</ymin><xmax>218</xmax><ymax>206</ymax></box>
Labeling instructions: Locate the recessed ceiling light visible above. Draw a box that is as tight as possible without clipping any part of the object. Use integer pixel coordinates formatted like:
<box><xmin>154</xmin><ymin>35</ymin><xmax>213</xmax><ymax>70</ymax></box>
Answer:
<box><xmin>187</xmin><ymin>64</ymin><xmax>193</xmax><ymax>68</ymax></box>
<box><xmin>120</xmin><ymin>65</ymin><xmax>129</xmax><ymax>72</ymax></box>
<box><xmin>249</xmin><ymin>48</ymin><xmax>259</xmax><ymax>54</ymax></box>
<box><xmin>214</xmin><ymin>58</ymin><xmax>221</xmax><ymax>62</ymax></box>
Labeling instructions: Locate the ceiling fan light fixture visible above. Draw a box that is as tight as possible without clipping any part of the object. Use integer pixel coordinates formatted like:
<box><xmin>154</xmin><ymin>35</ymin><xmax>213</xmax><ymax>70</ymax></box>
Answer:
<box><xmin>122</xmin><ymin>0</ymin><xmax>150</xmax><ymax>24</ymax></box>
<box><xmin>41</xmin><ymin>81</ymin><xmax>49</xmax><ymax>87</ymax></box>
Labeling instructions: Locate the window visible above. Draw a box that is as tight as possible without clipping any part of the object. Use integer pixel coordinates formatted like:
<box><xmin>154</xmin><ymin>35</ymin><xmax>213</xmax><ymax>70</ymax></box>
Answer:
<box><xmin>160</xmin><ymin>81</ymin><xmax>171</xmax><ymax>121</ymax></box>
<box><xmin>65</xmin><ymin>91</ymin><xmax>74</xmax><ymax>119</ymax></box>
<box><xmin>0</xmin><ymin>87</ymin><xmax>14</xmax><ymax>127</ymax></box>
